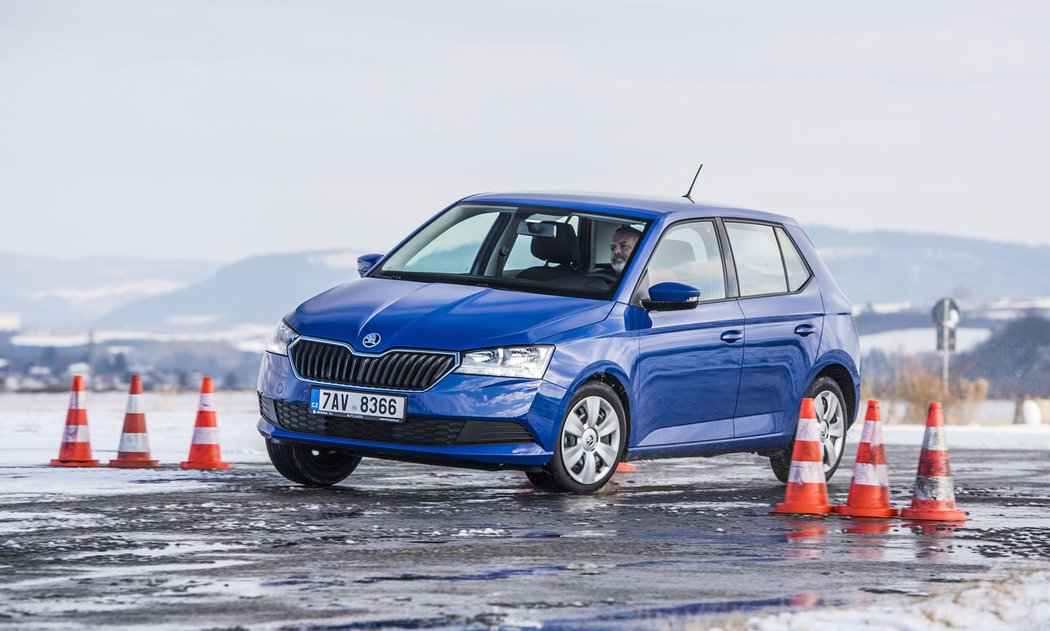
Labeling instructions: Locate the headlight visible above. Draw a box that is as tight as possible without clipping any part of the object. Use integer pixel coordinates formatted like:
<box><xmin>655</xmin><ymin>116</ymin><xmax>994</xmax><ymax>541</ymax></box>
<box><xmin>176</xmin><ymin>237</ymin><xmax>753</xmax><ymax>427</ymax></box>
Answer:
<box><xmin>455</xmin><ymin>345</ymin><xmax>554</xmax><ymax>379</ymax></box>
<box><xmin>266</xmin><ymin>320</ymin><xmax>299</xmax><ymax>356</ymax></box>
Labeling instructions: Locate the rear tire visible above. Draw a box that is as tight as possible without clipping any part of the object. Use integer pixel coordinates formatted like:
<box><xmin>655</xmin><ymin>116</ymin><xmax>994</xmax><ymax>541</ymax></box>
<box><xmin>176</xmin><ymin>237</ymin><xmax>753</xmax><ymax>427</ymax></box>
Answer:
<box><xmin>769</xmin><ymin>375</ymin><xmax>849</xmax><ymax>484</ymax></box>
<box><xmin>265</xmin><ymin>438</ymin><xmax>362</xmax><ymax>486</ymax></box>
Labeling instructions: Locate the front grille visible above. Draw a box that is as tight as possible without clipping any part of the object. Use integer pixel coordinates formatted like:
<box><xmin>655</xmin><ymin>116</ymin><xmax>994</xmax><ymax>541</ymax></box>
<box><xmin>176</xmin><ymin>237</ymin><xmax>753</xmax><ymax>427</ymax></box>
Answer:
<box><xmin>289</xmin><ymin>339</ymin><xmax>455</xmax><ymax>392</ymax></box>
<box><xmin>265</xmin><ymin>398</ymin><xmax>535</xmax><ymax>446</ymax></box>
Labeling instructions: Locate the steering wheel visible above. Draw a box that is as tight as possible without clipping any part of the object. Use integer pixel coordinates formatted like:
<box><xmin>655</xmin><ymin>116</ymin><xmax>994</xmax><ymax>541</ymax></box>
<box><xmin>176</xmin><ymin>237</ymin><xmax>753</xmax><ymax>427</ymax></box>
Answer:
<box><xmin>588</xmin><ymin>268</ymin><xmax>619</xmax><ymax>286</ymax></box>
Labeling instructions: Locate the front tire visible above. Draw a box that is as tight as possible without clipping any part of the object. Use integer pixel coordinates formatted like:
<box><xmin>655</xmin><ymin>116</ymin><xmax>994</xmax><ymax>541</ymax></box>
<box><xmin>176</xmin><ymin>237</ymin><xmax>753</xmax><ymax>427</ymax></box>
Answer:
<box><xmin>528</xmin><ymin>382</ymin><xmax>626</xmax><ymax>494</ymax></box>
<box><xmin>769</xmin><ymin>376</ymin><xmax>849</xmax><ymax>483</ymax></box>
<box><xmin>266</xmin><ymin>439</ymin><xmax>362</xmax><ymax>486</ymax></box>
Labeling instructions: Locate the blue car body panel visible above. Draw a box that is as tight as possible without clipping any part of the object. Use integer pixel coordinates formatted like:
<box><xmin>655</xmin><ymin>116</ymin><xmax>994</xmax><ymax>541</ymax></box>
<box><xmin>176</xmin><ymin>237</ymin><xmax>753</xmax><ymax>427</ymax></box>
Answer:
<box><xmin>287</xmin><ymin>279</ymin><xmax>615</xmax><ymax>353</ymax></box>
<box><xmin>257</xmin><ymin>192</ymin><xmax>861</xmax><ymax>470</ymax></box>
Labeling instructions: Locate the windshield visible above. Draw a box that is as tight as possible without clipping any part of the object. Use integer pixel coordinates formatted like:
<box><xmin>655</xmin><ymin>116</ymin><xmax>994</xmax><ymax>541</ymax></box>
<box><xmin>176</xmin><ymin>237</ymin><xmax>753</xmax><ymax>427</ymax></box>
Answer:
<box><xmin>372</xmin><ymin>203</ymin><xmax>650</xmax><ymax>300</ymax></box>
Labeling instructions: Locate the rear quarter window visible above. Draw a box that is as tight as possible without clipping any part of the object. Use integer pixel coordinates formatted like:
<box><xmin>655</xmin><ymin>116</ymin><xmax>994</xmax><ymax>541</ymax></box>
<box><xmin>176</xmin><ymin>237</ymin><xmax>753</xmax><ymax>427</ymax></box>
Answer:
<box><xmin>775</xmin><ymin>226</ymin><xmax>812</xmax><ymax>291</ymax></box>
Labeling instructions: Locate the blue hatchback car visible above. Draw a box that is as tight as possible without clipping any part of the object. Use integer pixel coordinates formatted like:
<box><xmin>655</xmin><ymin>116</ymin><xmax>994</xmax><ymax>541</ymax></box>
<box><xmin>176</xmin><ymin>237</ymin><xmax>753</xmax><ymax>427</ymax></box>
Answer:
<box><xmin>257</xmin><ymin>192</ymin><xmax>860</xmax><ymax>493</ymax></box>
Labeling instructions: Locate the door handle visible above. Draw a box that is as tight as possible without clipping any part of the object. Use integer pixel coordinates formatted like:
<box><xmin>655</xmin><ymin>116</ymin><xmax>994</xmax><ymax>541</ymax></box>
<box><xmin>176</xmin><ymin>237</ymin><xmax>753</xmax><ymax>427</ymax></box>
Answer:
<box><xmin>794</xmin><ymin>324</ymin><xmax>816</xmax><ymax>337</ymax></box>
<box><xmin>720</xmin><ymin>330</ymin><xmax>744</xmax><ymax>343</ymax></box>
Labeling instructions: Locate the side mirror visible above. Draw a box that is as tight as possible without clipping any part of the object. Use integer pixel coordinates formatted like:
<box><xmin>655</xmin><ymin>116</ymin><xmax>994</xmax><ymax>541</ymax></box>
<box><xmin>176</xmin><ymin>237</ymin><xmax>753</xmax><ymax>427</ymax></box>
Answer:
<box><xmin>357</xmin><ymin>253</ymin><xmax>384</xmax><ymax>277</ymax></box>
<box><xmin>641</xmin><ymin>281</ymin><xmax>700</xmax><ymax>311</ymax></box>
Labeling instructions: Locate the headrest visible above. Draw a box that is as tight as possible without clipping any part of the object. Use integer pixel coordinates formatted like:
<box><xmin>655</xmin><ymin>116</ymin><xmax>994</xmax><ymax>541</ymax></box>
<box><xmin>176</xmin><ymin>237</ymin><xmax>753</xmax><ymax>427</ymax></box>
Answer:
<box><xmin>651</xmin><ymin>239</ymin><xmax>696</xmax><ymax>269</ymax></box>
<box><xmin>530</xmin><ymin>222</ymin><xmax>579</xmax><ymax>267</ymax></box>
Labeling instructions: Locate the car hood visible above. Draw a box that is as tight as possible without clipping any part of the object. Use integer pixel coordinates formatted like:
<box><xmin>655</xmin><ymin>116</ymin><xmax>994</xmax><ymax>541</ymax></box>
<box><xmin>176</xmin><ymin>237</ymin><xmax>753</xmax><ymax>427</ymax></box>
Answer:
<box><xmin>287</xmin><ymin>278</ymin><xmax>615</xmax><ymax>352</ymax></box>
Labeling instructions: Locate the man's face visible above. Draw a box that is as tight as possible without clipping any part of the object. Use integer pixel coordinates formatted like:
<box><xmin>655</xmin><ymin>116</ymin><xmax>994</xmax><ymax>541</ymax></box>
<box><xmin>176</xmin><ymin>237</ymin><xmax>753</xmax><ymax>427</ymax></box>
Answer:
<box><xmin>610</xmin><ymin>230</ymin><xmax>639</xmax><ymax>274</ymax></box>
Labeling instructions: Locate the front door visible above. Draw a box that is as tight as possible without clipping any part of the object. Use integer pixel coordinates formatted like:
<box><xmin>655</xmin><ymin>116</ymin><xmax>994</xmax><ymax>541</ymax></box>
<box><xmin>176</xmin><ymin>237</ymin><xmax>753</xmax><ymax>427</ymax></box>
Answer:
<box><xmin>630</xmin><ymin>220</ymin><xmax>744</xmax><ymax>447</ymax></box>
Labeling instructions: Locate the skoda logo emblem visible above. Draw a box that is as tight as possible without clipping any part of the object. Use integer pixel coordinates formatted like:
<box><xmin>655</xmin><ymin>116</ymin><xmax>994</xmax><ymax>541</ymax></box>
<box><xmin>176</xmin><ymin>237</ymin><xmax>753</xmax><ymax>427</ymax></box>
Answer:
<box><xmin>362</xmin><ymin>333</ymin><xmax>381</xmax><ymax>348</ymax></box>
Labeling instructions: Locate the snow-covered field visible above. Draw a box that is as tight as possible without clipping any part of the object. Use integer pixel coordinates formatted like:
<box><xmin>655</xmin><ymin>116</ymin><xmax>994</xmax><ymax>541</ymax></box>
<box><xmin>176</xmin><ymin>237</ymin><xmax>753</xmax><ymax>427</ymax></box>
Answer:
<box><xmin>723</xmin><ymin>571</ymin><xmax>1050</xmax><ymax>631</ymax></box>
<box><xmin>0</xmin><ymin>390</ymin><xmax>267</xmax><ymax>467</ymax></box>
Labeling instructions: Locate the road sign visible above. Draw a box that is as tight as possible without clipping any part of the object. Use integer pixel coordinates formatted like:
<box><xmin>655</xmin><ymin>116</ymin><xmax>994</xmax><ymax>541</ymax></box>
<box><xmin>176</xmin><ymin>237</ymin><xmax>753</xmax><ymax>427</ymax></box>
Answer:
<box><xmin>932</xmin><ymin>298</ymin><xmax>961</xmax><ymax>330</ymax></box>
<box><xmin>932</xmin><ymin>297</ymin><xmax>961</xmax><ymax>352</ymax></box>
<box><xmin>932</xmin><ymin>297</ymin><xmax>961</xmax><ymax>394</ymax></box>
<box><xmin>937</xmin><ymin>326</ymin><xmax>957</xmax><ymax>353</ymax></box>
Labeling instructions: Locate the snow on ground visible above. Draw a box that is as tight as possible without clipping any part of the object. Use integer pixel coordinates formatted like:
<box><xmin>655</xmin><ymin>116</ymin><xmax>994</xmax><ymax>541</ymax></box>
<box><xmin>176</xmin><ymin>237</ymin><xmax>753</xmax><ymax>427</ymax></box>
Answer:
<box><xmin>860</xmin><ymin>327</ymin><xmax>991</xmax><ymax>355</ymax></box>
<box><xmin>883</xmin><ymin>423</ymin><xmax>1050</xmax><ymax>450</ymax></box>
<box><xmin>9</xmin><ymin>324</ymin><xmax>273</xmax><ymax>352</ymax></box>
<box><xmin>0</xmin><ymin>390</ymin><xmax>267</xmax><ymax>468</ymax></box>
<box><xmin>713</xmin><ymin>571</ymin><xmax>1050</xmax><ymax>631</ymax></box>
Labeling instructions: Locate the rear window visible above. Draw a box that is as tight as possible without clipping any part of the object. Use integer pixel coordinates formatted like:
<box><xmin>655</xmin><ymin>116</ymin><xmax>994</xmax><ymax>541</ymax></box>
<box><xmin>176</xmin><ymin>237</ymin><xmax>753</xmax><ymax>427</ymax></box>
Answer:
<box><xmin>726</xmin><ymin>222</ymin><xmax>788</xmax><ymax>296</ymax></box>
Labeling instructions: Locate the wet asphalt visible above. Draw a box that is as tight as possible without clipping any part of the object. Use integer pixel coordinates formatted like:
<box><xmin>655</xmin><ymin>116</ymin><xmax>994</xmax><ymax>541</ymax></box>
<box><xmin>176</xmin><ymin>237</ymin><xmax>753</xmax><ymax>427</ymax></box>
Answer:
<box><xmin>1</xmin><ymin>443</ymin><xmax>1049</xmax><ymax>630</ymax></box>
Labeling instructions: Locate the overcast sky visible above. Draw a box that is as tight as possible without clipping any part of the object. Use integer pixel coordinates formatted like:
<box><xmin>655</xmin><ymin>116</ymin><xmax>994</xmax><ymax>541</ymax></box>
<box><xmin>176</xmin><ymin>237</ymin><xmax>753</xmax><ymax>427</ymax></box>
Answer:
<box><xmin>2</xmin><ymin>1</ymin><xmax>1049</xmax><ymax>262</ymax></box>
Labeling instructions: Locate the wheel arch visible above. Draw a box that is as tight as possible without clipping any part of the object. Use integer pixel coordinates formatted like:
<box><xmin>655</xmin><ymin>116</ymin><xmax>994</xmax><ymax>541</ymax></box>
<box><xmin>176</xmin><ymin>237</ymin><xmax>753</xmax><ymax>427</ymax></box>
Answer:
<box><xmin>579</xmin><ymin>371</ymin><xmax>632</xmax><ymax>449</ymax></box>
<box><xmin>811</xmin><ymin>361</ymin><xmax>858</xmax><ymax>428</ymax></box>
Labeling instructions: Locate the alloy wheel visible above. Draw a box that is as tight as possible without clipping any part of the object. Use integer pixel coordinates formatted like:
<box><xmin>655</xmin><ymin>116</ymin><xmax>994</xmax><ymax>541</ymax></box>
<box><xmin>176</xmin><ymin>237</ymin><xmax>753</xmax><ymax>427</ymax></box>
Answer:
<box><xmin>814</xmin><ymin>389</ymin><xmax>845</xmax><ymax>474</ymax></box>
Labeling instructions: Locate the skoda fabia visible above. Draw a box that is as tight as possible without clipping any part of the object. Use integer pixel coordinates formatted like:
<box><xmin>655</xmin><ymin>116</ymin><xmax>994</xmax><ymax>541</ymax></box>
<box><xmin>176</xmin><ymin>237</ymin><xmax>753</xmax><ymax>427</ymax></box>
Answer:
<box><xmin>257</xmin><ymin>192</ymin><xmax>860</xmax><ymax>493</ymax></box>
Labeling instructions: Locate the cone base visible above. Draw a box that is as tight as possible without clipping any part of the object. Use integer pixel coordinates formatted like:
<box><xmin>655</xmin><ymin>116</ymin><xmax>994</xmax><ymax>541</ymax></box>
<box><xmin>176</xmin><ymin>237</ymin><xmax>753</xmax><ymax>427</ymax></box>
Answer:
<box><xmin>50</xmin><ymin>459</ymin><xmax>100</xmax><ymax>467</ymax></box>
<box><xmin>615</xmin><ymin>462</ymin><xmax>637</xmax><ymax>473</ymax></box>
<box><xmin>108</xmin><ymin>459</ymin><xmax>160</xmax><ymax>468</ymax></box>
<box><xmin>180</xmin><ymin>461</ymin><xmax>231</xmax><ymax>470</ymax></box>
<box><xmin>900</xmin><ymin>507</ymin><xmax>966</xmax><ymax>521</ymax></box>
<box><xmin>834</xmin><ymin>504</ymin><xmax>899</xmax><ymax>518</ymax></box>
<box><xmin>773</xmin><ymin>502</ymin><xmax>834</xmax><ymax>515</ymax></box>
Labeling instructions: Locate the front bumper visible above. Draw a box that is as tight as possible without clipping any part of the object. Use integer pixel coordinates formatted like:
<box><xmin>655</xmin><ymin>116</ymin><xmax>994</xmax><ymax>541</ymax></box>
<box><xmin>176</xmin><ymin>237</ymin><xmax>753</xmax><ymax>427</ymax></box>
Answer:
<box><xmin>256</xmin><ymin>351</ymin><xmax>566</xmax><ymax>467</ymax></box>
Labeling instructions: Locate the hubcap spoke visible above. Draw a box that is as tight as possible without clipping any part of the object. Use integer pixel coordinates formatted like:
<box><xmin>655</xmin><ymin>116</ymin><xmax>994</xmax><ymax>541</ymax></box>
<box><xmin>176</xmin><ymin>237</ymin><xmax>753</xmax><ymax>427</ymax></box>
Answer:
<box><xmin>585</xmin><ymin>398</ymin><xmax>601</xmax><ymax>428</ymax></box>
<box><xmin>822</xmin><ymin>393</ymin><xmax>839</xmax><ymax>423</ymax></box>
<box><xmin>563</xmin><ymin>442</ymin><xmax>584</xmax><ymax>467</ymax></box>
<box><xmin>595</xmin><ymin>442</ymin><xmax>617</xmax><ymax>465</ymax></box>
<box><xmin>580</xmin><ymin>452</ymin><xmax>598</xmax><ymax>484</ymax></box>
<box><xmin>596</xmin><ymin>413</ymin><xmax>619</xmax><ymax>438</ymax></box>
<box><xmin>564</xmin><ymin>413</ymin><xmax>586</xmax><ymax>438</ymax></box>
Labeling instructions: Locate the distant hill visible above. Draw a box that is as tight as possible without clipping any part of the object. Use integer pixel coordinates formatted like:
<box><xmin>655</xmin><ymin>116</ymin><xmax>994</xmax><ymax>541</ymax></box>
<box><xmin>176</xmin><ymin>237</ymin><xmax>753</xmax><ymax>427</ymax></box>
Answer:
<box><xmin>0</xmin><ymin>253</ymin><xmax>219</xmax><ymax>329</ymax></box>
<box><xmin>806</xmin><ymin>226</ymin><xmax>1050</xmax><ymax>305</ymax></box>
<box><xmin>94</xmin><ymin>249</ymin><xmax>365</xmax><ymax>332</ymax></box>
<box><xmin>7</xmin><ymin>226</ymin><xmax>1050</xmax><ymax>335</ymax></box>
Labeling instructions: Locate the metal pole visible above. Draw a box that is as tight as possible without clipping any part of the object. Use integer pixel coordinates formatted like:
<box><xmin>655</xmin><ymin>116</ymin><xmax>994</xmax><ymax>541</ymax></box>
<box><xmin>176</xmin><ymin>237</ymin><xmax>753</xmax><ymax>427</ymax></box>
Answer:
<box><xmin>942</xmin><ymin>347</ymin><xmax>949</xmax><ymax>396</ymax></box>
<box><xmin>941</xmin><ymin>298</ymin><xmax>950</xmax><ymax>396</ymax></box>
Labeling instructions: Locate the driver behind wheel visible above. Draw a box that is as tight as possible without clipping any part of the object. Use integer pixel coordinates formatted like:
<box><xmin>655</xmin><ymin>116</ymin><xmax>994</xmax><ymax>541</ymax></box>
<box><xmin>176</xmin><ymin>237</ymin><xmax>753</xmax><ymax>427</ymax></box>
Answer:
<box><xmin>610</xmin><ymin>225</ymin><xmax>642</xmax><ymax>275</ymax></box>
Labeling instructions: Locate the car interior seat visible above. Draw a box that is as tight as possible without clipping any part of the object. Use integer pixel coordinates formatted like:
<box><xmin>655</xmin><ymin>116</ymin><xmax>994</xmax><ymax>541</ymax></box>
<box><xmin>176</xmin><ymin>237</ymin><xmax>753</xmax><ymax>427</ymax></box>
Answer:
<box><xmin>515</xmin><ymin>222</ymin><xmax>581</xmax><ymax>281</ymax></box>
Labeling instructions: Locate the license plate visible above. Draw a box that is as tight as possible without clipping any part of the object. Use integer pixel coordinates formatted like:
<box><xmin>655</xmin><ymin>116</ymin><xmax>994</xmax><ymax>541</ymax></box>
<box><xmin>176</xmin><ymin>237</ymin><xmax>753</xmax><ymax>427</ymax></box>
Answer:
<box><xmin>310</xmin><ymin>388</ymin><xmax>406</xmax><ymax>423</ymax></box>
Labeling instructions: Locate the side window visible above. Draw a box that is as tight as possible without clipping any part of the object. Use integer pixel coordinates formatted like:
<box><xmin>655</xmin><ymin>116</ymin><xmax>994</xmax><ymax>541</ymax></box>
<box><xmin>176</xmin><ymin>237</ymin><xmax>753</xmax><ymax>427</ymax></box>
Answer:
<box><xmin>725</xmin><ymin>222</ymin><xmax>788</xmax><ymax>296</ymax></box>
<box><xmin>641</xmin><ymin>221</ymin><xmax>726</xmax><ymax>301</ymax></box>
<box><xmin>775</xmin><ymin>227</ymin><xmax>811</xmax><ymax>291</ymax></box>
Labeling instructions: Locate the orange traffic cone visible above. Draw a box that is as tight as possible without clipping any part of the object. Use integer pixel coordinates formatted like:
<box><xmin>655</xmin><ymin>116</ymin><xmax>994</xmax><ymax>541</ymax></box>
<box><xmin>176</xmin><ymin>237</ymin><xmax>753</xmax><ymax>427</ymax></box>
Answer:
<box><xmin>615</xmin><ymin>461</ymin><xmax>637</xmax><ymax>473</ymax></box>
<box><xmin>180</xmin><ymin>377</ymin><xmax>230</xmax><ymax>470</ymax></box>
<box><xmin>773</xmin><ymin>398</ymin><xmax>833</xmax><ymax>515</ymax></box>
<box><xmin>900</xmin><ymin>403</ymin><xmax>966</xmax><ymax>521</ymax></box>
<box><xmin>109</xmin><ymin>375</ymin><xmax>160</xmax><ymax>468</ymax></box>
<box><xmin>50</xmin><ymin>375</ymin><xmax>100</xmax><ymax>467</ymax></box>
<box><xmin>834</xmin><ymin>400</ymin><xmax>898</xmax><ymax>518</ymax></box>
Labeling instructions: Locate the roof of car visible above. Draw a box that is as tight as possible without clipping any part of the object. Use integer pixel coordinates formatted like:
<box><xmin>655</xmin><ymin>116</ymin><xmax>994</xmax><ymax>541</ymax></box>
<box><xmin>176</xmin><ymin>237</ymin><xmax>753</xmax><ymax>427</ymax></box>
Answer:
<box><xmin>462</xmin><ymin>191</ymin><xmax>798</xmax><ymax>226</ymax></box>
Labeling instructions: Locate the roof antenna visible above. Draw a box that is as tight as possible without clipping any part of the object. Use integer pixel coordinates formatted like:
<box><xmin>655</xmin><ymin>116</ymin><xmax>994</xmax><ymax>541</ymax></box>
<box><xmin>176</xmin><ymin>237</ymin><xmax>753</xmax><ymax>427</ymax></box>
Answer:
<box><xmin>681</xmin><ymin>163</ymin><xmax>703</xmax><ymax>203</ymax></box>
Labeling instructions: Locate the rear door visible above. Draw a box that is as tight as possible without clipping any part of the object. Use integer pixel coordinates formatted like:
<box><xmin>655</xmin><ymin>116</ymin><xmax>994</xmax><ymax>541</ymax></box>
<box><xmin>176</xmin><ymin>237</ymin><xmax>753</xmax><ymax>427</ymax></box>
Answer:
<box><xmin>724</xmin><ymin>221</ymin><xmax>823</xmax><ymax>437</ymax></box>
